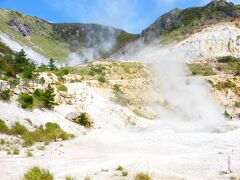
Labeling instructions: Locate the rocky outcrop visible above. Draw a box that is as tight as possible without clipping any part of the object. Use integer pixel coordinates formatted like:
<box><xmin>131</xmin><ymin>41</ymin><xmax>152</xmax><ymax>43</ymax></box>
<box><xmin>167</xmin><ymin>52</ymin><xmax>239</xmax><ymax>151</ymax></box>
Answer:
<box><xmin>8</xmin><ymin>19</ymin><xmax>31</xmax><ymax>36</ymax></box>
<box><xmin>142</xmin><ymin>8</ymin><xmax>181</xmax><ymax>42</ymax></box>
<box><xmin>176</xmin><ymin>23</ymin><xmax>240</xmax><ymax>62</ymax></box>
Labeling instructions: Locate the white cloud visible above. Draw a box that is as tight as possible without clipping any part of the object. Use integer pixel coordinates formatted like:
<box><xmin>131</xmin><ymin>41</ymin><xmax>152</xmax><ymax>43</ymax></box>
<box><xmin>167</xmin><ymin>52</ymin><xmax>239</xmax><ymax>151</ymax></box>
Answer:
<box><xmin>45</xmin><ymin>0</ymin><xmax>144</xmax><ymax>33</ymax></box>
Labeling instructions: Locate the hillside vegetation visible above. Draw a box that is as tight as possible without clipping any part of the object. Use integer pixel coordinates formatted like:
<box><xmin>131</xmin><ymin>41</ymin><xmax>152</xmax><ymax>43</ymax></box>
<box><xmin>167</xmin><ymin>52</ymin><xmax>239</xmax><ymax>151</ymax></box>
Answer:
<box><xmin>0</xmin><ymin>9</ymin><xmax>137</xmax><ymax>62</ymax></box>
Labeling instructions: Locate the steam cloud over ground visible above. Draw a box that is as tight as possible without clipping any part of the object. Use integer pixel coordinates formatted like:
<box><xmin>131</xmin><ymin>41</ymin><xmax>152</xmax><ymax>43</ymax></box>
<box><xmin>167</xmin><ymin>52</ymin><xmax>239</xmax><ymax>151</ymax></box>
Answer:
<box><xmin>114</xmin><ymin>42</ymin><xmax>226</xmax><ymax>131</ymax></box>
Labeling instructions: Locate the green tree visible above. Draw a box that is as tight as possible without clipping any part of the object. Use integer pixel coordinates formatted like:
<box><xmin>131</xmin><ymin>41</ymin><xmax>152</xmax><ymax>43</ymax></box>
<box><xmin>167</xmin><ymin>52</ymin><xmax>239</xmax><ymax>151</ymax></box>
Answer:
<box><xmin>43</xmin><ymin>84</ymin><xmax>56</xmax><ymax>109</ymax></box>
<box><xmin>48</xmin><ymin>58</ymin><xmax>57</xmax><ymax>71</ymax></box>
<box><xmin>2</xmin><ymin>50</ymin><xmax>36</xmax><ymax>78</ymax></box>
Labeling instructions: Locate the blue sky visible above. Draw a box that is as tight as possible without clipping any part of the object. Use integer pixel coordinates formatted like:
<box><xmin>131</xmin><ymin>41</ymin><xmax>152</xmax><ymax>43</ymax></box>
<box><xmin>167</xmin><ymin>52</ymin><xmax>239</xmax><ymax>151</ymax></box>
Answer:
<box><xmin>0</xmin><ymin>0</ymin><xmax>239</xmax><ymax>33</ymax></box>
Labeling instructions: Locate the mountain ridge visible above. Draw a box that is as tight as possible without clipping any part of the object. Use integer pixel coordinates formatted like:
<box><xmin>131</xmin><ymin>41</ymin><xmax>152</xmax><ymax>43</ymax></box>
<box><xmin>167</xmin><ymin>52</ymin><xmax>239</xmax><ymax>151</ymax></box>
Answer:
<box><xmin>142</xmin><ymin>0</ymin><xmax>240</xmax><ymax>43</ymax></box>
<box><xmin>0</xmin><ymin>9</ymin><xmax>138</xmax><ymax>62</ymax></box>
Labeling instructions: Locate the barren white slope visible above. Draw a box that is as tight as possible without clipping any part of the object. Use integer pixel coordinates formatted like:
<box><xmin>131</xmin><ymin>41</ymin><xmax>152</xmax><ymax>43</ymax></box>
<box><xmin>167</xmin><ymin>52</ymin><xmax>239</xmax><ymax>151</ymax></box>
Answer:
<box><xmin>0</xmin><ymin>31</ymin><xmax>48</xmax><ymax>64</ymax></box>
<box><xmin>177</xmin><ymin>23</ymin><xmax>240</xmax><ymax>61</ymax></box>
<box><xmin>0</xmin><ymin>82</ymin><xmax>240</xmax><ymax>179</ymax></box>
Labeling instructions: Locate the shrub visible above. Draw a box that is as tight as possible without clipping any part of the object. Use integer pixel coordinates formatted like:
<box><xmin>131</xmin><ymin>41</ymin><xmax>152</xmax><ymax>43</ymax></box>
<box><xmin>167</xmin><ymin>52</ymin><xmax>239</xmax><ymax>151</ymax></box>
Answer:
<box><xmin>23</xmin><ymin>122</ymin><xmax>74</xmax><ymax>146</ymax></box>
<box><xmin>77</xmin><ymin>113</ymin><xmax>93</xmax><ymax>128</ymax></box>
<box><xmin>122</xmin><ymin>171</ymin><xmax>128</xmax><ymax>176</ymax></box>
<box><xmin>189</xmin><ymin>64</ymin><xmax>215</xmax><ymax>76</ymax></box>
<box><xmin>65</xmin><ymin>176</ymin><xmax>76</xmax><ymax>180</ymax></box>
<box><xmin>26</xmin><ymin>150</ymin><xmax>33</xmax><ymax>157</ymax></box>
<box><xmin>0</xmin><ymin>89</ymin><xmax>10</xmax><ymax>101</ymax></box>
<box><xmin>235</xmin><ymin>101</ymin><xmax>240</xmax><ymax>108</ymax></box>
<box><xmin>33</xmin><ymin>89</ymin><xmax>44</xmax><ymax>97</ymax></box>
<box><xmin>59</xmin><ymin>67</ymin><xmax>70</xmax><ymax>75</ymax></box>
<box><xmin>98</xmin><ymin>75</ymin><xmax>107</xmax><ymax>83</ymax></box>
<box><xmin>116</xmin><ymin>165</ymin><xmax>124</xmax><ymax>171</ymax></box>
<box><xmin>57</xmin><ymin>83</ymin><xmax>68</xmax><ymax>92</ymax></box>
<box><xmin>217</xmin><ymin>56</ymin><xmax>239</xmax><ymax>63</ymax></box>
<box><xmin>0</xmin><ymin>120</ymin><xmax>74</xmax><ymax>147</ymax></box>
<box><xmin>18</xmin><ymin>93</ymin><xmax>34</xmax><ymax>109</ymax></box>
<box><xmin>23</xmin><ymin>167</ymin><xmax>53</xmax><ymax>180</ymax></box>
<box><xmin>13</xmin><ymin>148</ymin><xmax>20</xmax><ymax>155</ymax></box>
<box><xmin>223</xmin><ymin>80</ymin><xmax>236</xmax><ymax>88</ymax></box>
<box><xmin>0</xmin><ymin>119</ymin><xmax>9</xmax><ymax>133</ymax></box>
<box><xmin>224</xmin><ymin>110</ymin><xmax>231</xmax><ymax>119</ymax></box>
<box><xmin>10</xmin><ymin>122</ymin><xmax>28</xmax><ymax>135</ymax></box>
<box><xmin>216</xmin><ymin>80</ymin><xmax>237</xmax><ymax>90</ymax></box>
<box><xmin>23</xmin><ymin>68</ymin><xmax>33</xmax><ymax>79</ymax></box>
<box><xmin>134</xmin><ymin>173</ymin><xmax>152</xmax><ymax>180</ymax></box>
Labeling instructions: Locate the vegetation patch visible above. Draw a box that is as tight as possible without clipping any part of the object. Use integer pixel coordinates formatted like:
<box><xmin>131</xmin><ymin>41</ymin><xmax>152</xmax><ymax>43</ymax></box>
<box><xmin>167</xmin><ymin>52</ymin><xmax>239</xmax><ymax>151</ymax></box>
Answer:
<box><xmin>23</xmin><ymin>167</ymin><xmax>53</xmax><ymax>180</ymax></box>
<box><xmin>217</xmin><ymin>56</ymin><xmax>240</xmax><ymax>63</ymax></box>
<box><xmin>224</xmin><ymin>110</ymin><xmax>232</xmax><ymax>119</ymax></box>
<box><xmin>56</xmin><ymin>82</ymin><xmax>68</xmax><ymax>92</ymax></box>
<box><xmin>188</xmin><ymin>63</ymin><xmax>216</xmax><ymax>76</ymax></box>
<box><xmin>0</xmin><ymin>89</ymin><xmax>10</xmax><ymax>101</ymax></box>
<box><xmin>22</xmin><ymin>122</ymin><xmax>74</xmax><ymax>146</ymax></box>
<box><xmin>98</xmin><ymin>75</ymin><xmax>107</xmax><ymax>83</ymax></box>
<box><xmin>71</xmin><ymin>61</ymin><xmax>148</xmax><ymax>82</ymax></box>
<box><xmin>215</xmin><ymin>56</ymin><xmax>240</xmax><ymax>75</ymax></box>
<box><xmin>235</xmin><ymin>101</ymin><xmax>240</xmax><ymax>108</ymax></box>
<box><xmin>215</xmin><ymin>79</ymin><xmax>236</xmax><ymax>90</ymax></box>
<box><xmin>0</xmin><ymin>120</ymin><xmax>74</xmax><ymax>147</ymax></box>
<box><xmin>116</xmin><ymin>165</ymin><xmax>124</xmax><ymax>171</ymax></box>
<box><xmin>134</xmin><ymin>172</ymin><xmax>152</xmax><ymax>180</ymax></box>
<box><xmin>0</xmin><ymin>50</ymin><xmax>36</xmax><ymax>79</ymax></box>
<box><xmin>111</xmin><ymin>84</ymin><xmax>129</xmax><ymax>106</ymax></box>
<box><xmin>75</xmin><ymin>112</ymin><xmax>93</xmax><ymax>128</ymax></box>
<box><xmin>18</xmin><ymin>85</ymin><xmax>56</xmax><ymax>109</ymax></box>
<box><xmin>65</xmin><ymin>176</ymin><xmax>76</xmax><ymax>180</ymax></box>
<box><xmin>18</xmin><ymin>93</ymin><xmax>34</xmax><ymax>109</ymax></box>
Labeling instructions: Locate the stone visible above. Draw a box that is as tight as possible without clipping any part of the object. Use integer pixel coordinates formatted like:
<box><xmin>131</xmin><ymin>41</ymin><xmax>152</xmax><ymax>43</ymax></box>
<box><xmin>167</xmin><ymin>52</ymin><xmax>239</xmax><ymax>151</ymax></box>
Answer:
<box><xmin>65</xmin><ymin>112</ymin><xmax>79</xmax><ymax>121</ymax></box>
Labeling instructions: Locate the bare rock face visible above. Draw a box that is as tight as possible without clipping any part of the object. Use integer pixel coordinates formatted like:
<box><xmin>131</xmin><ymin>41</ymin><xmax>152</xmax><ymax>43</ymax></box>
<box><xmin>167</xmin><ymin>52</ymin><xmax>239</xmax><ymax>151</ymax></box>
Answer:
<box><xmin>176</xmin><ymin>24</ymin><xmax>240</xmax><ymax>62</ymax></box>
<box><xmin>8</xmin><ymin>19</ymin><xmax>31</xmax><ymax>36</ymax></box>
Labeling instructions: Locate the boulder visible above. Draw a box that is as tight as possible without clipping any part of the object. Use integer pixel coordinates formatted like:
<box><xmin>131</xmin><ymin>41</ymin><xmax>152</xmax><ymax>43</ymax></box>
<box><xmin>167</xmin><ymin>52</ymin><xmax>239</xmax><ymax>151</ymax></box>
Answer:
<box><xmin>65</xmin><ymin>112</ymin><xmax>79</xmax><ymax>121</ymax></box>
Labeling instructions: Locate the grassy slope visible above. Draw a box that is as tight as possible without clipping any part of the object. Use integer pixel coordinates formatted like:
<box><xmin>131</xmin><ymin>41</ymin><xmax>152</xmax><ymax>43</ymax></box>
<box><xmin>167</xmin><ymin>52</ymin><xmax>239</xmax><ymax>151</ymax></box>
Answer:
<box><xmin>0</xmin><ymin>9</ymin><xmax>137</xmax><ymax>62</ymax></box>
<box><xmin>0</xmin><ymin>9</ymin><xmax>70</xmax><ymax>61</ymax></box>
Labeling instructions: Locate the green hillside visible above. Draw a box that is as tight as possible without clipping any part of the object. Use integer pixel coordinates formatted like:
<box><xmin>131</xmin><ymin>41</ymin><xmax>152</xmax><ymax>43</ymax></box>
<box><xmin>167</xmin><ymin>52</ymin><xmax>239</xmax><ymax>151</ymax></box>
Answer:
<box><xmin>0</xmin><ymin>9</ymin><xmax>137</xmax><ymax>62</ymax></box>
